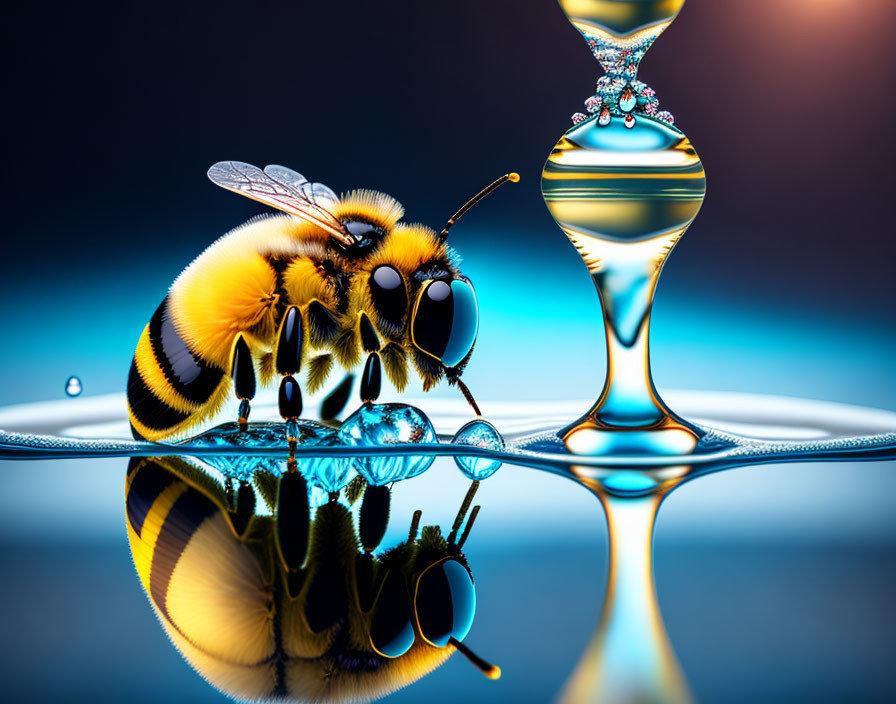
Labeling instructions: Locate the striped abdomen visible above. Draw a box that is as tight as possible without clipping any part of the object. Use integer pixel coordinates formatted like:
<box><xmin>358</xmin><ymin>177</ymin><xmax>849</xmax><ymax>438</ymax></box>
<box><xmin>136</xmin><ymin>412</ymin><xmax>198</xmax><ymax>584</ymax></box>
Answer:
<box><xmin>125</xmin><ymin>457</ymin><xmax>279</xmax><ymax>699</ymax></box>
<box><xmin>127</xmin><ymin>296</ymin><xmax>229</xmax><ymax>441</ymax></box>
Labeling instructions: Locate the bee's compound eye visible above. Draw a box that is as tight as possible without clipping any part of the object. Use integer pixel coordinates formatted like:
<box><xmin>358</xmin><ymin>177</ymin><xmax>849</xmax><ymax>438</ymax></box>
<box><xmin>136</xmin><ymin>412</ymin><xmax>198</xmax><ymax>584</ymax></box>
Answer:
<box><xmin>369</xmin><ymin>265</ymin><xmax>408</xmax><ymax>325</ymax></box>
<box><xmin>372</xmin><ymin>265</ymin><xmax>402</xmax><ymax>290</ymax></box>
<box><xmin>345</xmin><ymin>220</ymin><xmax>381</xmax><ymax>243</ymax></box>
<box><xmin>411</xmin><ymin>278</ymin><xmax>478</xmax><ymax>368</ymax></box>
<box><xmin>414</xmin><ymin>559</ymin><xmax>476</xmax><ymax>648</ymax></box>
<box><xmin>370</xmin><ymin>570</ymin><xmax>415</xmax><ymax>658</ymax></box>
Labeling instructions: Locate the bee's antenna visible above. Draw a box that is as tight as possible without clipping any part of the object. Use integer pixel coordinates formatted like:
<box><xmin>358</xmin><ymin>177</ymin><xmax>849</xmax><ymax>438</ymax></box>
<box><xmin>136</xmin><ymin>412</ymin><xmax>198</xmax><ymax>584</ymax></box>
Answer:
<box><xmin>439</xmin><ymin>172</ymin><xmax>520</xmax><ymax>243</ymax></box>
<box><xmin>456</xmin><ymin>505</ymin><xmax>480</xmax><ymax>550</ymax></box>
<box><xmin>448</xmin><ymin>637</ymin><xmax>501</xmax><ymax>680</ymax></box>
<box><xmin>408</xmin><ymin>509</ymin><xmax>422</xmax><ymax>543</ymax></box>
<box><xmin>454</xmin><ymin>378</ymin><xmax>482</xmax><ymax>417</ymax></box>
<box><xmin>447</xmin><ymin>481</ymin><xmax>479</xmax><ymax>545</ymax></box>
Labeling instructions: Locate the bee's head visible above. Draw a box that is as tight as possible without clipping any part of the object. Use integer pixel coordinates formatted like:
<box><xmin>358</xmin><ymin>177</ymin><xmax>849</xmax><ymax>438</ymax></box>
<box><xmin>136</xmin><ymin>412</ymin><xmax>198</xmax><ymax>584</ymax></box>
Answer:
<box><xmin>366</xmin><ymin>549</ymin><xmax>477</xmax><ymax>662</ymax></box>
<box><xmin>367</xmin><ymin>484</ymin><xmax>499</xmax><ymax>679</ymax></box>
<box><xmin>410</xmin><ymin>276</ymin><xmax>479</xmax><ymax>372</ymax></box>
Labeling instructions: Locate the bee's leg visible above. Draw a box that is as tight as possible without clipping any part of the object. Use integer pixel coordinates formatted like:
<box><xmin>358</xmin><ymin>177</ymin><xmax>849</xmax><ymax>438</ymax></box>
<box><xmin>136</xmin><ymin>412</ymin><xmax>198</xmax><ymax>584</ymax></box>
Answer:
<box><xmin>232</xmin><ymin>335</ymin><xmax>256</xmax><ymax>432</ymax></box>
<box><xmin>276</xmin><ymin>468</ymin><xmax>310</xmax><ymax>582</ymax></box>
<box><xmin>231</xmin><ymin>480</ymin><xmax>256</xmax><ymax>535</ymax></box>
<box><xmin>359</xmin><ymin>483</ymin><xmax>390</xmax><ymax>552</ymax></box>
<box><xmin>319</xmin><ymin>373</ymin><xmax>355</xmax><ymax>421</ymax></box>
<box><xmin>358</xmin><ymin>313</ymin><xmax>382</xmax><ymax>405</ymax></box>
<box><xmin>275</xmin><ymin>306</ymin><xmax>304</xmax><ymax>461</ymax></box>
<box><xmin>224</xmin><ymin>477</ymin><xmax>235</xmax><ymax>509</ymax></box>
<box><xmin>360</xmin><ymin>353</ymin><xmax>382</xmax><ymax>404</ymax></box>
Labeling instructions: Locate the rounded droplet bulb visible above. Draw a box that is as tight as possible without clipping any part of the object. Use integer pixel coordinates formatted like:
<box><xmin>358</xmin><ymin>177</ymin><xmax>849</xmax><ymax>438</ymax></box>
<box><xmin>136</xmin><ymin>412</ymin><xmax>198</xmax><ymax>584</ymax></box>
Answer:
<box><xmin>338</xmin><ymin>403</ymin><xmax>438</xmax><ymax>484</ymax></box>
<box><xmin>65</xmin><ymin>376</ymin><xmax>82</xmax><ymax>397</ymax></box>
<box><xmin>544</xmin><ymin>115</ymin><xmax>704</xmax><ymax>246</ymax></box>
<box><xmin>451</xmin><ymin>419</ymin><xmax>505</xmax><ymax>480</ymax></box>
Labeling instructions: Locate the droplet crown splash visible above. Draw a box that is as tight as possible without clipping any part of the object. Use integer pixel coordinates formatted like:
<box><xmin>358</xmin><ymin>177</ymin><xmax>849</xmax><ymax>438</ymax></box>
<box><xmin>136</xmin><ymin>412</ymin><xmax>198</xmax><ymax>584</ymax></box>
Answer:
<box><xmin>543</xmin><ymin>0</ymin><xmax>705</xmax><ymax>456</ymax></box>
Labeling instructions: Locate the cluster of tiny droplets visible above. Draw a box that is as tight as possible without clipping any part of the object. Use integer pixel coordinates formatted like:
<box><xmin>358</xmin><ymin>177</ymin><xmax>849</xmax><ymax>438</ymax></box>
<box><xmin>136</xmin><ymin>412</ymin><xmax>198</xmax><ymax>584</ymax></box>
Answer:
<box><xmin>570</xmin><ymin>32</ymin><xmax>674</xmax><ymax>129</ymax></box>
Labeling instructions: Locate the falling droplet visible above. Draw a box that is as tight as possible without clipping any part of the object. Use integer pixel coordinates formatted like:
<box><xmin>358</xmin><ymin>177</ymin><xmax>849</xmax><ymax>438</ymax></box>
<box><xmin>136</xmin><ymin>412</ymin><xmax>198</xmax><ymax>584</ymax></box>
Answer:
<box><xmin>65</xmin><ymin>376</ymin><xmax>82</xmax><ymax>397</ymax></box>
<box><xmin>618</xmin><ymin>86</ymin><xmax>637</xmax><ymax>113</ymax></box>
<box><xmin>624</xmin><ymin>114</ymin><xmax>636</xmax><ymax>129</ymax></box>
<box><xmin>452</xmin><ymin>419</ymin><xmax>505</xmax><ymax>480</ymax></box>
<box><xmin>598</xmin><ymin>107</ymin><xmax>612</xmax><ymax>127</ymax></box>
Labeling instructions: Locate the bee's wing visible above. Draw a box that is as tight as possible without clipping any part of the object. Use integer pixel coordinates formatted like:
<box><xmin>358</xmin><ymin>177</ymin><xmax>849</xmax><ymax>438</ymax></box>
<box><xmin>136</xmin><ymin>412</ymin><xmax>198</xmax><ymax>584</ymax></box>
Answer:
<box><xmin>208</xmin><ymin>161</ymin><xmax>351</xmax><ymax>245</ymax></box>
<box><xmin>262</xmin><ymin>164</ymin><xmax>308</xmax><ymax>191</ymax></box>
<box><xmin>264</xmin><ymin>164</ymin><xmax>340</xmax><ymax>211</ymax></box>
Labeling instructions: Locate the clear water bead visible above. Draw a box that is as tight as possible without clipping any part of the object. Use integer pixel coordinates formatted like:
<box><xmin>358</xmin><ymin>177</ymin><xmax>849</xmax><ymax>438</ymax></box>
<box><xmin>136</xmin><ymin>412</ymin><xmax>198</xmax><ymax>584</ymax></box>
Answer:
<box><xmin>337</xmin><ymin>403</ymin><xmax>438</xmax><ymax>485</ymax></box>
<box><xmin>451</xmin><ymin>419</ymin><xmax>505</xmax><ymax>480</ymax></box>
<box><xmin>65</xmin><ymin>376</ymin><xmax>82</xmax><ymax>397</ymax></box>
<box><xmin>187</xmin><ymin>420</ymin><xmax>335</xmax><ymax>480</ymax></box>
<box><xmin>300</xmin><ymin>438</ymin><xmax>357</xmax><ymax>493</ymax></box>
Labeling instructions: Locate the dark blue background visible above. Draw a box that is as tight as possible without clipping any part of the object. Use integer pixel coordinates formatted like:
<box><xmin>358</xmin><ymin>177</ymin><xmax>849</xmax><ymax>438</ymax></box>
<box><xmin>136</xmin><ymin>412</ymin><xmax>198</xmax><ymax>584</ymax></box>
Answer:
<box><xmin>1</xmin><ymin>1</ymin><xmax>895</xmax><ymax>702</ymax></box>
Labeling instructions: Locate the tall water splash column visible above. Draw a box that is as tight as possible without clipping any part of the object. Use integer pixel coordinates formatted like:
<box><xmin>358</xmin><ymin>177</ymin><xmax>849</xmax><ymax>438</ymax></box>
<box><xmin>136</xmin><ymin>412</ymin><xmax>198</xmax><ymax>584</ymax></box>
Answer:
<box><xmin>542</xmin><ymin>0</ymin><xmax>705</xmax><ymax>457</ymax></box>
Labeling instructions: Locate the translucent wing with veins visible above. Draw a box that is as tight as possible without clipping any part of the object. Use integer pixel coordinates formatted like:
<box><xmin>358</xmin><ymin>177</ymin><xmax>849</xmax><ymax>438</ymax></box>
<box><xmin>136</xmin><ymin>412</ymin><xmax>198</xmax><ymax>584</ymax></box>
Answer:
<box><xmin>207</xmin><ymin>161</ymin><xmax>350</xmax><ymax>244</ymax></box>
<box><xmin>264</xmin><ymin>164</ymin><xmax>339</xmax><ymax>211</ymax></box>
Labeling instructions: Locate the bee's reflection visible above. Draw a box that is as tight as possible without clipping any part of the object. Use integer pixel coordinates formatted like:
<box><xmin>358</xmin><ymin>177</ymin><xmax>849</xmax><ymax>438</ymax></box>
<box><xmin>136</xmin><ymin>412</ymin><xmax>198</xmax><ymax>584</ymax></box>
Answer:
<box><xmin>124</xmin><ymin>456</ymin><xmax>497</xmax><ymax>703</ymax></box>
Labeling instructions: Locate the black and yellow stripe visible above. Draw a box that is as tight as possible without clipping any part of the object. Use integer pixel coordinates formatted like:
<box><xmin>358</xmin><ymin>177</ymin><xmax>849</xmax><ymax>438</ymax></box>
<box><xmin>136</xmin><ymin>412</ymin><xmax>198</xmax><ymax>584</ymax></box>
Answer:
<box><xmin>125</xmin><ymin>457</ymin><xmax>280</xmax><ymax>698</ymax></box>
<box><xmin>124</xmin><ymin>457</ymin><xmax>459</xmax><ymax>702</ymax></box>
<box><xmin>127</xmin><ymin>296</ymin><xmax>229</xmax><ymax>441</ymax></box>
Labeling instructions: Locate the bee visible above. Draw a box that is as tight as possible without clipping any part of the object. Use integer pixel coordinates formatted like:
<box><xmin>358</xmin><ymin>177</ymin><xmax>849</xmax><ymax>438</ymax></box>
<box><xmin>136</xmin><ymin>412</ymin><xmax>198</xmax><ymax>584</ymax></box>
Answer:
<box><xmin>127</xmin><ymin>162</ymin><xmax>518</xmax><ymax>441</ymax></box>
<box><xmin>124</xmin><ymin>455</ymin><xmax>497</xmax><ymax>703</ymax></box>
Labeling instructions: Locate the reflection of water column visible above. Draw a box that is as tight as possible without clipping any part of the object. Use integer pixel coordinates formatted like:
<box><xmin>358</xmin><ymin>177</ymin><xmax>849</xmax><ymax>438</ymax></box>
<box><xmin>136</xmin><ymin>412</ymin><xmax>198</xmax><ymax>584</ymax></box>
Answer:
<box><xmin>542</xmin><ymin>0</ymin><xmax>705</xmax><ymax>456</ymax></box>
<box><xmin>558</xmin><ymin>491</ymin><xmax>692</xmax><ymax>704</ymax></box>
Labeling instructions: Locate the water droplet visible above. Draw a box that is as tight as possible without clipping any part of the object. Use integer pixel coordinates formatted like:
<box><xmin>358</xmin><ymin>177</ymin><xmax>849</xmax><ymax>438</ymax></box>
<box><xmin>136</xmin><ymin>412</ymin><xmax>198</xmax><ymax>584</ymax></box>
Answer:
<box><xmin>452</xmin><ymin>419</ymin><xmax>505</xmax><ymax>480</ymax></box>
<box><xmin>624</xmin><ymin>114</ymin><xmax>636</xmax><ymax>129</ymax></box>
<box><xmin>65</xmin><ymin>376</ymin><xmax>82</xmax><ymax>397</ymax></box>
<box><xmin>618</xmin><ymin>87</ymin><xmax>637</xmax><ymax>113</ymax></box>
<box><xmin>338</xmin><ymin>403</ymin><xmax>438</xmax><ymax>485</ymax></box>
<box><xmin>187</xmin><ymin>420</ymin><xmax>336</xmax><ymax>480</ymax></box>
<box><xmin>598</xmin><ymin>108</ymin><xmax>612</xmax><ymax>127</ymax></box>
<box><xmin>300</xmin><ymin>439</ymin><xmax>357</xmax><ymax>493</ymax></box>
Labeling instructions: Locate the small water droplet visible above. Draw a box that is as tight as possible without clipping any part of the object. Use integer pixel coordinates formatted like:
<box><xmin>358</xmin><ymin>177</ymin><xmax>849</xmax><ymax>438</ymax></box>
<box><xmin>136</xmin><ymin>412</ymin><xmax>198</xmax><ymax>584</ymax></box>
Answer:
<box><xmin>338</xmin><ymin>403</ymin><xmax>438</xmax><ymax>485</ymax></box>
<box><xmin>624</xmin><ymin>114</ymin><xmax>636</xmax><ymax>129</ymax></box>
<box><xmin>452</xmin><ymin>419</ymin><xmax>505</xmax><ymax>480</ymax></box>
<box><xmin>598</xmin><ymin>108</ymin><xmax>612</xmax><ymax>127</ymax></box>
<box><xmin>65</xmin><ymin>376</ymin><xmax>82</xmax><ymax>397</ymax></box>
<box><xmin>618</xmin><ymin>87</ymin><xmax>637</xmax><ymax>113</ymax></box>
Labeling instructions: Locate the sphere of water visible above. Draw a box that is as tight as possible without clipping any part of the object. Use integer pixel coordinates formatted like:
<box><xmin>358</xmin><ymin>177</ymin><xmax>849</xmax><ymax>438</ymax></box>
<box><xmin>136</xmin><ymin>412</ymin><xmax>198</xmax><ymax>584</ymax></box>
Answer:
<box><xmin>338</xmin><ymin>403</ymin><xmax>438</xmax><ymax>485</ymax></box>
<box><xmin>451</xmin><ymin>419</ymin><xmax>505</xmax><ymax>480</ymax></box>
<box><xmin>65</xmin><ymin>376</ymin><xmax>82</xmax><ymax>397</ymax></box>
<box><xmin>542</xmin><ymin>115</ymin><xmax>705</xmax><ymax>246</ymax></box>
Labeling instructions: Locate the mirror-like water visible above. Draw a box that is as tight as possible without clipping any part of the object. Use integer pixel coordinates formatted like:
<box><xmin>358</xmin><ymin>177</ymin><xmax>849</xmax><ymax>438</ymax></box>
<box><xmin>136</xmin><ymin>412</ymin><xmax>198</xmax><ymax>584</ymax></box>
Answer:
<box><xmin>1</xmin><ymin>2</ymin><xmax>893</xmax><ymax>704</ymax></box>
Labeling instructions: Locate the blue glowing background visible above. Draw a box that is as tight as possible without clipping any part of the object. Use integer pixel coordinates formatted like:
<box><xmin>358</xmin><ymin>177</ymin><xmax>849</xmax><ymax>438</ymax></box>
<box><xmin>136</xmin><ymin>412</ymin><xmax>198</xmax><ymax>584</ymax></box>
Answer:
<box><xmin>1</xmin><ymin>0</ymin><xmax>894</xmax><ymax>702</ymax></box>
